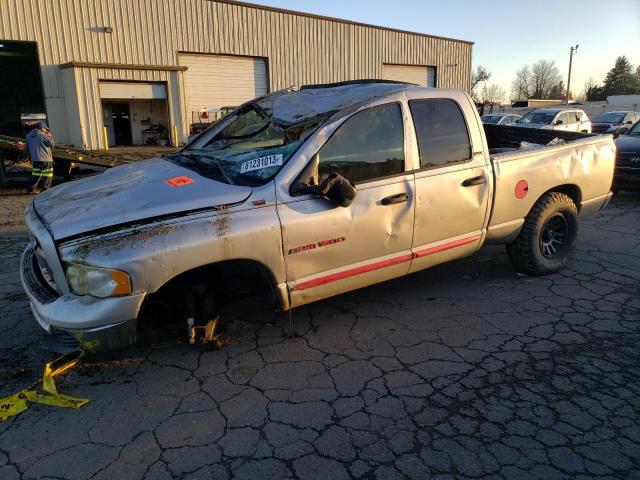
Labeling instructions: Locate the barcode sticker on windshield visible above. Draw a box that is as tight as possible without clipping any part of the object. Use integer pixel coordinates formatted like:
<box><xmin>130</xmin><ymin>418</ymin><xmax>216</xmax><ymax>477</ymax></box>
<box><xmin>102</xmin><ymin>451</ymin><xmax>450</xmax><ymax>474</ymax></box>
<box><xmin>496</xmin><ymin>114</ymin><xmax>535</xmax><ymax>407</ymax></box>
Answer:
<box><xmin>240</xmin><ymin>154</ymin><xmax>283</xmax><ymax>174</ymax></box>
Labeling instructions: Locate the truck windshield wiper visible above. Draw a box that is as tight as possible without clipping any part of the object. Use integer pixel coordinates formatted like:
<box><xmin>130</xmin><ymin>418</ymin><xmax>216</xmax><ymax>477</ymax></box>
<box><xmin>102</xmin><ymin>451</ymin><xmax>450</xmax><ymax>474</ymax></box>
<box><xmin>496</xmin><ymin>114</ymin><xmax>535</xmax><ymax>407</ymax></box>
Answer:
<box><xmin>181</xmin><ymin>150</ymin><xmax>235</xmax><ymax>185</ymax></box>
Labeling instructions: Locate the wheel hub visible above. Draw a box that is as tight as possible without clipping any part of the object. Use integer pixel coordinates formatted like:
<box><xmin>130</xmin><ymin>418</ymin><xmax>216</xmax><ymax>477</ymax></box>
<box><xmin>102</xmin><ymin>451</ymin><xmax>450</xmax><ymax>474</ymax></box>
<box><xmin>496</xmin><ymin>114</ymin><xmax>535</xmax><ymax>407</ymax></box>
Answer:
<box><xmin>540</xmin><ymin>213</ymin><xmax>568</xmax><ymax>258</ymax></box>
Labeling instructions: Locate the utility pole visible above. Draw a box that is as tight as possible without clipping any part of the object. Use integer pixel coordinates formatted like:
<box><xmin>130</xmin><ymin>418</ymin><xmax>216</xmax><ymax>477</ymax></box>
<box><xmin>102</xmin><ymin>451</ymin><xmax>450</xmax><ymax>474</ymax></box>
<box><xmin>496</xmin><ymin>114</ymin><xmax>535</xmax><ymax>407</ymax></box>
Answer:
<box><xmin>566</xmin><ymin>44</ymin><xmax>579</xmax><ymax>104</ymax></box>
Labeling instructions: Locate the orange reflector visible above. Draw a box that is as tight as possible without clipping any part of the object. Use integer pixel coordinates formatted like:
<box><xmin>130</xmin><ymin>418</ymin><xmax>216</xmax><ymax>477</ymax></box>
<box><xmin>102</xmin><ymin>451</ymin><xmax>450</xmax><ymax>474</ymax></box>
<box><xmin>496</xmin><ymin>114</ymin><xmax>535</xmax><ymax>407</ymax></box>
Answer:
<box><xmin>110</xmin><ymin>270</ymin><xmax>132</xmax><ymax>296</ymax></box>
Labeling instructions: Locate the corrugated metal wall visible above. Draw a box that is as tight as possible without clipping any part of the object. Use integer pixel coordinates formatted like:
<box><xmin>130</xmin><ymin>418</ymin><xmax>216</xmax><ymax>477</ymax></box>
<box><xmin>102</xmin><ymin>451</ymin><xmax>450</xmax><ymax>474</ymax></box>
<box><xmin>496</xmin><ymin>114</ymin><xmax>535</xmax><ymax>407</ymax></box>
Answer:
<box><xmin>0</xmin><ymin>0</ymin><xmax>473</xmax><ymax>147</ymax></box>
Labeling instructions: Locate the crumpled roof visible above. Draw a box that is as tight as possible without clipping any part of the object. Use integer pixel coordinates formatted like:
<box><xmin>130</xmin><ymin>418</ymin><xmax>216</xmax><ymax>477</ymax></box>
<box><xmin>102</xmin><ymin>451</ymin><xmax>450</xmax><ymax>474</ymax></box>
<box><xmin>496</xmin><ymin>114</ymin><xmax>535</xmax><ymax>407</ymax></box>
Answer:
<box><xmin>254</xmin><ymin>82</ymin><xmax>411</xmax><ymax>127</ymax></box>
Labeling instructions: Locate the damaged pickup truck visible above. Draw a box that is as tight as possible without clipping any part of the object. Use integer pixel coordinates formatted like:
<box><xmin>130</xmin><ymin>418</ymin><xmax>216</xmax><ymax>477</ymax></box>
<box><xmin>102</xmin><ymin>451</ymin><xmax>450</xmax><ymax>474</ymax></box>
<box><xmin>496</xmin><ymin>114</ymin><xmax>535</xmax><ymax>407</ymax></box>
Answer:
<box><xmin>20</xmin><ymin>80</ymin><xmax>615</xmax><ymax>352</ymax></box>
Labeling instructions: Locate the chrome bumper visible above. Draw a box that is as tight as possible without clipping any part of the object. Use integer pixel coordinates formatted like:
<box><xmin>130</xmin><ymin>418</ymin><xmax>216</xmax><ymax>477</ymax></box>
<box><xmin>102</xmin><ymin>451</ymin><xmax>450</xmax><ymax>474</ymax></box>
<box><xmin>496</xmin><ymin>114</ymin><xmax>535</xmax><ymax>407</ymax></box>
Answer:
<box><xmin>20</xmin><ymin>245</ymin><xmax>144</xmax><ymax>351</ymax></box>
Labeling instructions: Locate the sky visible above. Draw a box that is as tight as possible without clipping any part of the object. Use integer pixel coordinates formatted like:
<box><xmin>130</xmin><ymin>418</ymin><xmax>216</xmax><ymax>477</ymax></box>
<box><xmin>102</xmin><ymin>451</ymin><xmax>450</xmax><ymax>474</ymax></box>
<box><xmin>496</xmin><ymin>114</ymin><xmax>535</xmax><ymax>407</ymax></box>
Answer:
<box><xmin>251</xmin><ymin>0</ymin><xmax>640</xmax><ymax>101</ymax></box>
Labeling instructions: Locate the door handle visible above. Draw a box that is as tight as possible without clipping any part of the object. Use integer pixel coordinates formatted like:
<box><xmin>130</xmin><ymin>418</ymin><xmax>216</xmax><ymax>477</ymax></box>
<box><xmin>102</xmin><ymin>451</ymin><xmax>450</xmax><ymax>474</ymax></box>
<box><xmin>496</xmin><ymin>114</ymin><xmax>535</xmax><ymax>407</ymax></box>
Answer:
<box><xmin>461</xmin><ymin>175</ymin><xmax>485</xmax><ymax>187</ymax></box>
<box><xmin>381</xmin><ymin>193</ymin><xmax>408</xmax><ymax>205</ymax></box>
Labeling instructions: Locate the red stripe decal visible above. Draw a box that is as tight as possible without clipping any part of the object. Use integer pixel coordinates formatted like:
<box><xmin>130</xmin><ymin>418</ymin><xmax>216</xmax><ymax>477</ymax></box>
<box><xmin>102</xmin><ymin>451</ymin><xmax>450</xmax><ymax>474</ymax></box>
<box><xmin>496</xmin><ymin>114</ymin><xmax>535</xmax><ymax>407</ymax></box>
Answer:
<box><xmin>292</xmin><ymin>235</ymin><xmax>480</xmax><ymax>291</ymax></box>
<box><xmin>412</xmin><ymin>235</ymin><xmax>481</xmax><ymax>258</ymax></box>
<box><xmin>292</xmin><ymin>253</ymin><xmax>413</xmax><ymax>291</ymax></box>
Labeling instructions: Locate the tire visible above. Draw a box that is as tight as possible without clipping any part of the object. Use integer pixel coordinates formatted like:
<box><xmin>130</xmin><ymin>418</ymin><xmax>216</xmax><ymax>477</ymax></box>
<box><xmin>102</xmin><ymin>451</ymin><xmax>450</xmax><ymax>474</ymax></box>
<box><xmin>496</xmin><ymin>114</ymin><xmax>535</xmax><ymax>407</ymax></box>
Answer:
<box><xmin>506</xmin><ymin>192</ymin><xmax>578</xmax><ymax>275</ymax></box>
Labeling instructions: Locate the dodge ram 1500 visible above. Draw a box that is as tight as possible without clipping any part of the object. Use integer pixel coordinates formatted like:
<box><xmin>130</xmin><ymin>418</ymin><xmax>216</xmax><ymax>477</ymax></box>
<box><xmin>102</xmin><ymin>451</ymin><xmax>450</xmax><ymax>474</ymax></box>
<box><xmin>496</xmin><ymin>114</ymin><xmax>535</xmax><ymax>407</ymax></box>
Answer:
<box><xmin>20</xmin><ymin>81</ymin><xmax>615</xmax><ymax>352</ymax></box>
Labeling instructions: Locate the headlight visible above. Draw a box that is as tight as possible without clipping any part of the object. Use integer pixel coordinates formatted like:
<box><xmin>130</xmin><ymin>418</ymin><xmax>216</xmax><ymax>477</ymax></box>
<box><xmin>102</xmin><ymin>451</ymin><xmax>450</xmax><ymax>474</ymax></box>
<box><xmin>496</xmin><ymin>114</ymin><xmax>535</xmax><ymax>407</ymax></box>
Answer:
<box><xmin>65</xmin><ymin>264</ymin><xmax>131</xmax><ymax>298</ymax></box>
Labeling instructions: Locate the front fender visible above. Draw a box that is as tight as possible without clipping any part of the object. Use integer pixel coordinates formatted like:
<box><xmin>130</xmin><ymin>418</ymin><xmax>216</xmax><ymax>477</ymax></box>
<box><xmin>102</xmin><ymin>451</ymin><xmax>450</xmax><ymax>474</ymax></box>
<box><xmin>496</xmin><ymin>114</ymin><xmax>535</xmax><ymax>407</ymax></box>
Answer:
<box><xmin>58</xmin><ymin>206</ymin><xmax>286</xmax><ymax>297</ymax></box>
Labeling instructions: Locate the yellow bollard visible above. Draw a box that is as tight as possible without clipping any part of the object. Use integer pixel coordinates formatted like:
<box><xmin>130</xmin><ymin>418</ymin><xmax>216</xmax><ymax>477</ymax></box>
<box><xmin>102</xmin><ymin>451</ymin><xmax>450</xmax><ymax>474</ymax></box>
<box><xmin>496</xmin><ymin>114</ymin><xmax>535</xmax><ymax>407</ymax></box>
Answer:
<box><xmin>103</xmin><ymin>126</ymin><xmax>109</xmax><ymax>151</ymax></box>
<box><xmin>172</xmin><ymin>125</ymin><xmax>179</xmax><ymax>147</ymax></box>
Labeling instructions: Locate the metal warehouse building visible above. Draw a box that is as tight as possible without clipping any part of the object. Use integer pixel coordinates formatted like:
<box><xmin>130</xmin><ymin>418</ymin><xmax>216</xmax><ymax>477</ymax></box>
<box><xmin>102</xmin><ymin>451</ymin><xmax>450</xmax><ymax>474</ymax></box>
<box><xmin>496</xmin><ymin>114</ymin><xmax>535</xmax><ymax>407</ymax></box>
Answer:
<box><xmin>0</xmin><ymin>0</ymin><xmax>473</xmax><ymax>150</ymax></box>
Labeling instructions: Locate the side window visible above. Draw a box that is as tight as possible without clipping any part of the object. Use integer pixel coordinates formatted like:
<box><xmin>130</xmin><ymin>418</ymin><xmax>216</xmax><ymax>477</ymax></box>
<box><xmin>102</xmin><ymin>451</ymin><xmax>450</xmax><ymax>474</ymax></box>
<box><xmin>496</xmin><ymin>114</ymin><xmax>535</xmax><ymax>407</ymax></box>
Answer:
<box><xmin>409</xmin><ymin>98</ymin><xmax>472</xmax><ymax>169</ymax></box>
<box><xmin>556</xmin><ymin>113</ymin><xmax>568</xmax><ymax>124</ymax></box>
<box><xmin>316</xmin><ymin>103</ymin><xmax>405</xmax><ymax>184</ymax></box>
<box><xmin>504</xmin><ymin>116</ymin><xmax>515</xmax><ymax>125</ymax></box>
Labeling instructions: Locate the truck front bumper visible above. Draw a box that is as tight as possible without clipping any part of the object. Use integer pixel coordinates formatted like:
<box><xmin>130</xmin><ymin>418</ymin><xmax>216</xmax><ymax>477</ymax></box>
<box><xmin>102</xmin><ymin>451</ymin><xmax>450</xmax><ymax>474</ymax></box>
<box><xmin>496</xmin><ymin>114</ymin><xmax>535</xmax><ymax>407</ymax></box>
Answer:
<box><xmin>20</xmin><ymin>244</ymin><xmax>145</xmax><ymax>352</ymax></box>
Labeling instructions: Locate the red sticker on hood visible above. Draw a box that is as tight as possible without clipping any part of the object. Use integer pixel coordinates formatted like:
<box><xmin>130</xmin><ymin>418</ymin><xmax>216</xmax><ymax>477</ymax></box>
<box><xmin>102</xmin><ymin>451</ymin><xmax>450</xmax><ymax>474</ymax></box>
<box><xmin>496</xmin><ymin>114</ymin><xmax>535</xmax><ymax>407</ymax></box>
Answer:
<box><xmin>165</xmin><ymin>176</ymin><xmax>195</xmax><ymax>187</ymax></box>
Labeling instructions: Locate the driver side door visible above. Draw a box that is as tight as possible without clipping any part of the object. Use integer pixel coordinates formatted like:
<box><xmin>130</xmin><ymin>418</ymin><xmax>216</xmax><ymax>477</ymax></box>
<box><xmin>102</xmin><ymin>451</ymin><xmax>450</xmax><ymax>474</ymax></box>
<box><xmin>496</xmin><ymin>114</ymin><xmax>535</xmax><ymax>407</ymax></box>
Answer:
<box><xmin>276</xmin><ymin>103</ymin><xmax>416</xmax><ymax>307</ymax></box>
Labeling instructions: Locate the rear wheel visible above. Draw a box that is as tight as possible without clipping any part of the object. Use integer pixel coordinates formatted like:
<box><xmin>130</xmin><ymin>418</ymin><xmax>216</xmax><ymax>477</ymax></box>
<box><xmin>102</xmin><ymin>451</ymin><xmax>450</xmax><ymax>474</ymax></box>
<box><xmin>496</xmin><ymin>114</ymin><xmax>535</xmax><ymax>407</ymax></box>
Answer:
<box><xmin>506</xmin><ymin>192</ymin><xmax>578</xmax><ymax>275</ymax></box>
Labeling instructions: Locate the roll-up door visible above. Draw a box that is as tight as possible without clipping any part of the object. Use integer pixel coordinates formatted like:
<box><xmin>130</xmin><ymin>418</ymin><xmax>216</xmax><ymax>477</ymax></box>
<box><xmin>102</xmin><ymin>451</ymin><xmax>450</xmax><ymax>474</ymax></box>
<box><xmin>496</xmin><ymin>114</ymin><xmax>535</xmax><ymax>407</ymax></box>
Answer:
<box><xmin>179</xmin><ymin>54</ymin><xmax>268</xmax><ymax>123</ymax></box>
<box><xmin>99</xmin><ymin>82</ymin><xmax>167</xmax><ymax>99</ymax></box>
<box><xmin>382</xmin><ymin>64</ymin><xmax>437</xmax><ymax>87</ymax></box>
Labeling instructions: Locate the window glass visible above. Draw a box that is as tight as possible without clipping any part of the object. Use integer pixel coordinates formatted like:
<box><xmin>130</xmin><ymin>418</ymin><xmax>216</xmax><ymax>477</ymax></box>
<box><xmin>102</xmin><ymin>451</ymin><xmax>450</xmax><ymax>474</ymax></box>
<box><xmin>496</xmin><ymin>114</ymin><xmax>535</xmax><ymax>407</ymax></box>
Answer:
<box><xmin>316</xmin><ymin>103</ymin><xmax>405</xmax><ymax>184</ymax></box>
<box><xmin>409</xmin><ymin>99</ymin><xmax>472</xmax><ymax>168</ymax></box>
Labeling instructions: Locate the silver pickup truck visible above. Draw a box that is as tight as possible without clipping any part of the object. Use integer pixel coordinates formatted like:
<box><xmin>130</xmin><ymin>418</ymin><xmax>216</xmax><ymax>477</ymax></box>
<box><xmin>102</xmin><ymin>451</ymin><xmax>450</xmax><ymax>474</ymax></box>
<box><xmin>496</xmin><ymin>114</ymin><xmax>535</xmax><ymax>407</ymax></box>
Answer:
<box><xmin>20</xmin><ymin>81</ymin><xmax>615</xmax><ymax>352</ymax></box>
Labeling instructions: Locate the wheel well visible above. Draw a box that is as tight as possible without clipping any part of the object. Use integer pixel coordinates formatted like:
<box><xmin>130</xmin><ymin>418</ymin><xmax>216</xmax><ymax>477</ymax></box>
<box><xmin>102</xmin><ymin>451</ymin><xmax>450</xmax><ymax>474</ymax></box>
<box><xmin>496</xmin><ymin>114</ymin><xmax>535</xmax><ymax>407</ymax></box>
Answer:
<box><xmin>139</xmin><ymin>260</ymin><xmax>283</xmax><ymax>325</ymax></box>
<box><xmin>543</xmin><ymin>184</ymin><xmax>582</xmax><ymax>211</ymax></box>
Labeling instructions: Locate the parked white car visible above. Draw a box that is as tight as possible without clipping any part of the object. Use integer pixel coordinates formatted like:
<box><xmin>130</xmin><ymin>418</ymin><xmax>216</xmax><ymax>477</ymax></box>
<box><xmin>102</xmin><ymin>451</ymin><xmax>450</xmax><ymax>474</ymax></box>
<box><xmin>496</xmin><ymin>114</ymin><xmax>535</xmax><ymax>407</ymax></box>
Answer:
<box><xmin>481</xmin><ymin>113</ymin><xmax>521</xmax><ymax>126</ymax></box>
<box><xmin>515</xmin><ymin>108</ymin><xmax>591</xmax><ymax>133</ymax></box>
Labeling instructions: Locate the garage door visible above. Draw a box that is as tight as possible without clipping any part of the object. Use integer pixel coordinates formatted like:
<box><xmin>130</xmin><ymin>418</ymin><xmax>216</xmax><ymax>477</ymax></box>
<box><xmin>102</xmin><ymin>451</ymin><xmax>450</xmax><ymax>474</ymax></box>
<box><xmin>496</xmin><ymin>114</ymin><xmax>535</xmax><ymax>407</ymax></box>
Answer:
<box><xmin>99</xmin><ymin>82</ymin><xmax>167</xmax><ymax>99</ymax></box>
<box><xmin>382</xmin><ymin>64</ymin><xmax>437</xmax><ymax>87</ymax></box>
<box><xmin>179</xmin><ymin>54</ymin><xmax>268</xmax><ymax>122</ymax></box>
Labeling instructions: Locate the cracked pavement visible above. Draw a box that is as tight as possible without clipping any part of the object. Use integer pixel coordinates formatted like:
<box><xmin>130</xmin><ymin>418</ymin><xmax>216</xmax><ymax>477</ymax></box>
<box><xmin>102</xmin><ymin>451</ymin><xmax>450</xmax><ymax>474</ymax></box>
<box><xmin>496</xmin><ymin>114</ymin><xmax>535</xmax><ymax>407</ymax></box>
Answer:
<box><xmin>1</xmin><ymin>192</ymin><xmax>639</xmax><ymax>479</ymax></box>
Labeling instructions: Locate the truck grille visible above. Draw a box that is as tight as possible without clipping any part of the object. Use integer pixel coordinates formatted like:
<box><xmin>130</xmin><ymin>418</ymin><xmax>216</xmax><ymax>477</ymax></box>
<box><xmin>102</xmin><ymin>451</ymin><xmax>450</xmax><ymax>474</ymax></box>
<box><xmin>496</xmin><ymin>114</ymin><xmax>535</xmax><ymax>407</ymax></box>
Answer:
<box><xmin>616</xmin><ymin>152</ymin><xmax>640</xmax><ymax>170</ymax></box>
<box><xmin>34</xmin><ymin>245</ymin><xmax>59</xmax><ymax>294</ymax></box>
<box><xmin>22</xmin><ymin>245</ymin><xmax>59</xmax><ymax>304</ymax></box>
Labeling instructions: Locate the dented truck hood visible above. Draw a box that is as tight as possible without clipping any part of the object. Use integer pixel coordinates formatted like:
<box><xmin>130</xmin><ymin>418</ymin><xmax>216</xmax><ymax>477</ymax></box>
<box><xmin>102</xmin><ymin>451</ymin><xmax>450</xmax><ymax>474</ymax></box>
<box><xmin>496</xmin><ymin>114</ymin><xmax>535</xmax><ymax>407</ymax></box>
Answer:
<box><xmin>34</xmin><ymin>157</ymin><xmax>251</xmax><ymax>240</ymax></box>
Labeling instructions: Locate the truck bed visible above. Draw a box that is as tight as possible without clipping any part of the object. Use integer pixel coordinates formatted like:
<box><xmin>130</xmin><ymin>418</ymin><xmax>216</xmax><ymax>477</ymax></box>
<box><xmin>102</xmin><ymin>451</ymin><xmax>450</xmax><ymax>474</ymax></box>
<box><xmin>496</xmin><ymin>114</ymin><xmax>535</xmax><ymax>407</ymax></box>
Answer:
<box><xmin>483</xmin><ymin>124</ymin><xmax>598</xmax><ymax>155</ymax></box>
<box><xmin>482</xmin><ymin>124</ymin><xmax>615</xmax><ymax>244</ymax></box>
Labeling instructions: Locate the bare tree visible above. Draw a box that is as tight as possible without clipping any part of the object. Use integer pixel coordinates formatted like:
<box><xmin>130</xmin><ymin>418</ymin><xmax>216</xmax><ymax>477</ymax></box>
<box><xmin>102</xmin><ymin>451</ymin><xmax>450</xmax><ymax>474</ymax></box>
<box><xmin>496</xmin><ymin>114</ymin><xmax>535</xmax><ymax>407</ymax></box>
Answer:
<box><xmin>511</xmin><ymin>66</ymin><xmax>532</xmax><ymax>101</ymax></box>
<box><xmin>470</xmin><ymin>66</ymin><xmax>491</xmax><ymax>102</ymax></box>
<box><xmin>530</xmin><ymin>59</ymin><xmax>562</xmax><ymax>99</ymax></box>
<box><xmin>576</xmin><ymin>77</ymin><xmax>596</xmax><ymax>102</ymax></box>
<box><xmin>481</xmin><ymin>83</ymin><xmax>506</xmax><ymax>105</ymax></box>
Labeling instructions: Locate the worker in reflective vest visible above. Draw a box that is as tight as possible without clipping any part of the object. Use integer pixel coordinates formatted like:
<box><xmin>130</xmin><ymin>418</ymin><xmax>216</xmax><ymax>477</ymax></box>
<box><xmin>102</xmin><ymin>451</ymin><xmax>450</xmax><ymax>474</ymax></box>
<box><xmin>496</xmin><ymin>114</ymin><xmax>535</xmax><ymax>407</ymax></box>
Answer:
<box><xmin>26</xmin><ymin>121</ymin><xmax>55</xmax><ymax>194</ymax></box>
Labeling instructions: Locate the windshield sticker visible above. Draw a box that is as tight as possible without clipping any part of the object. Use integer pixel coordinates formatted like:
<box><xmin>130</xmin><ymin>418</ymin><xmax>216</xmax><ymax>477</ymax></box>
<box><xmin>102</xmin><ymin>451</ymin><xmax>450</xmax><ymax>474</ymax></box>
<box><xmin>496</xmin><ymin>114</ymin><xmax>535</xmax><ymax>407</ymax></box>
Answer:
<box><xmin>165</xmin><ymin>176</ymin><xmax>195</xmax><ymax>187</ymax></box>
<box><xmin>240</xmin><ymin>154</ymin><xmax>283</xmax><ymax>174</ymax></box>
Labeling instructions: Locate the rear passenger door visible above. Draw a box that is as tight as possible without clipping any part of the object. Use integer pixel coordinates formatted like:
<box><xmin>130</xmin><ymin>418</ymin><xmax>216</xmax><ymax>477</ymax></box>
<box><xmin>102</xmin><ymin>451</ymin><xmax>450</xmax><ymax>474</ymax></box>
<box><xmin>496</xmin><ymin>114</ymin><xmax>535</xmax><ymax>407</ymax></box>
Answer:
<box><xmin>408</xmin><ymin>97</ymin><xmax>491</xmax><ymax>274</ymax></box>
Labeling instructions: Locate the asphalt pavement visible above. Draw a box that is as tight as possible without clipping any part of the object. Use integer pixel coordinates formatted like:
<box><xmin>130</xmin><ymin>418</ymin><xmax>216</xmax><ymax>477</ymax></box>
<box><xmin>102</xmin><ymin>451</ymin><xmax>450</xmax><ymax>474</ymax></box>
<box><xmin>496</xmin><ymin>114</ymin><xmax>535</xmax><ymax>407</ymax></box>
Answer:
<box><xmin>0</xmin><ymin>192</ymin><xmax>639</xmax><ymax>479</ymax></box>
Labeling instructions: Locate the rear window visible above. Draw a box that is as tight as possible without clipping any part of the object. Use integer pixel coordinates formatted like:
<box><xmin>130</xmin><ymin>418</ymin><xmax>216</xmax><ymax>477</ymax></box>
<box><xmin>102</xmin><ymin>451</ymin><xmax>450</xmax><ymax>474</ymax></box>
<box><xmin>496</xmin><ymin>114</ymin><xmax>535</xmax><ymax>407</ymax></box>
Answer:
<box><xmin>409</xmin><ymin>99</ymin><xmax>472</xmax><ymax>168</ymax></box>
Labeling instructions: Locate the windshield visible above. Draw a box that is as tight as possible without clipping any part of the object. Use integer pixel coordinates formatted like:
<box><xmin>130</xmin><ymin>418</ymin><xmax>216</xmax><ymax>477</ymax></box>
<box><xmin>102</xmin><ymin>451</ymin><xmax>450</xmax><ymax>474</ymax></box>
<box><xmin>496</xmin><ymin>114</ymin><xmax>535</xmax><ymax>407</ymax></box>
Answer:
<box><xmin>481</xmin><ymin>115</ymin><xmax>501</xmax><ymax>124</ymax></box>
<box><xmin>168</xmin><ymin>105</ymin><xmax>320</xmax><ymax>186</ymax></box>
<box><xmin>516</xmin><ymin>112</ymin><xmax>556</xmax><ymax>124</ymax></box>
<box><xmin>628</xmin><ymin>121</ymin><xmax>640</xmax><ymax>135</ymax></box>
<box><xmin>593</xmin><ymin>112</ymin><xmax>626</xmax><ymax>123</ymax></box>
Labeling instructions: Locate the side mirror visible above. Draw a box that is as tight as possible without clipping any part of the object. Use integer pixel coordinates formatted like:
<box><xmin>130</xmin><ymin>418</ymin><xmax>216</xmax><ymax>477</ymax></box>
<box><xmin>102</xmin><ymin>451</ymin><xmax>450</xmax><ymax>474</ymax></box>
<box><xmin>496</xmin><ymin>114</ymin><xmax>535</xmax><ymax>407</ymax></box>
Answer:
<box><xmin>615</xmin><ymin>127</ymin><xmax>629</xmax><ymax>137</ymax></box>
<box><xmin>625</xmin><ymin>120</ymin><xmax>633</xmax><ymax>125</ymax></box>
<box><xmin>317</xmin><ymin>173</ymin><xmax>357</xmax><ymax>207</ymax></box>
<box><xmin>555</xmin><ymin>120</ymin><xmax>563</xmax><ymax>125</ymax></box>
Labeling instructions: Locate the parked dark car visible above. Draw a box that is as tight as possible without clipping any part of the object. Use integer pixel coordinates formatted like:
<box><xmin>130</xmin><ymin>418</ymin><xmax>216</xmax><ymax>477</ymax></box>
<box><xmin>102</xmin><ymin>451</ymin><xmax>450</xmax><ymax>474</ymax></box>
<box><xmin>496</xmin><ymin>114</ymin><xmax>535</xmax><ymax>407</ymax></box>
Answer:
<box><xmin>613</xmin><ymin>119</ymin><xmax>640</xmax><ymax>191</ymax></box>
<box><xmin>592</xmin><ymin>111</ymin><xmax>640</xmax><ymax>135</ymax></box>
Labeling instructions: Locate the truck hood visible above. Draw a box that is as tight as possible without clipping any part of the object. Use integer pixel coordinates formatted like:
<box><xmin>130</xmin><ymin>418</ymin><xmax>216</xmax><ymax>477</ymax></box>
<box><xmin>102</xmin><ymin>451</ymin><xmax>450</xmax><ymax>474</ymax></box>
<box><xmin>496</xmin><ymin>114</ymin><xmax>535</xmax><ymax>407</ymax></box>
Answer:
<box><xmin>614</xmin><ymin>134</ymin><xmax>640</xmax><ymax>154</ymax></box>
<box><xmin>34</xmin><ymin>157</ymin><xmax>252</xmax><ymax>240</ymax></box>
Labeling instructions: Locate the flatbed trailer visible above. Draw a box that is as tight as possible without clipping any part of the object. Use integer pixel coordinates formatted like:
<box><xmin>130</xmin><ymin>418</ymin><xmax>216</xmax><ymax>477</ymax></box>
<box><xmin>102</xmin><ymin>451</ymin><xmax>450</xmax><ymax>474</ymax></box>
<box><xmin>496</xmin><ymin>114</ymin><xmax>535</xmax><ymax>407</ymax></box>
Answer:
<box><xmin>0</xmin><ymin>134</ymin><xmax>134</xmax><ymax>186</ymax></box>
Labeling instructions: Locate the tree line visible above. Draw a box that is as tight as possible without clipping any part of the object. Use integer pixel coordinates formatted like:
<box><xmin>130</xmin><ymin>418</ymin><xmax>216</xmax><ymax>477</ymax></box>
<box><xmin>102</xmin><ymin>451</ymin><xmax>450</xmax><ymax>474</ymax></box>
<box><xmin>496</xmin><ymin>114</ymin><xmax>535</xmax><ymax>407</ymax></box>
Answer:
<box><xmin>471</xmin><ymin>55</ymin><xmax>640</xmax><ymax>105</ymax></box>
<box><xmin>580</xmin><ymin>56</ymin><xmax>640</xmax><ymax>101</ymax></box>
